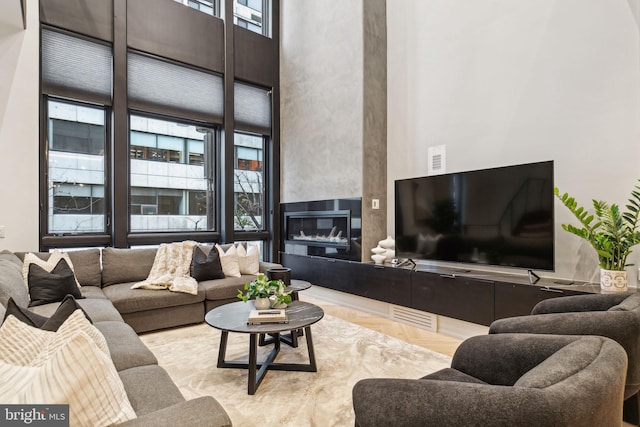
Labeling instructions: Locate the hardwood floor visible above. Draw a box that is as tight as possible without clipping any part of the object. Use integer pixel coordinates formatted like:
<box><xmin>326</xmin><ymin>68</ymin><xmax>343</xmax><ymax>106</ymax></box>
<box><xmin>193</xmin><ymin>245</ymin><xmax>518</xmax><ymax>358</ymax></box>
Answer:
<box><xmin>300</xmin><ymin>294</ymin><xmax>462</xmax><ymax>357</ymax></box>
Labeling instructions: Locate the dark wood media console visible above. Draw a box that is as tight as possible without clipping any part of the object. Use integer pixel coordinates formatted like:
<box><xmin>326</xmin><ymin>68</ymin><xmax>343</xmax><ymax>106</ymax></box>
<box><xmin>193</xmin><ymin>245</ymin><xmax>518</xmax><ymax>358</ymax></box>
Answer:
<box><xmin>281</xmin><ymin>253</ymin><xmax>601</xmax><ymax>326</ymax></box>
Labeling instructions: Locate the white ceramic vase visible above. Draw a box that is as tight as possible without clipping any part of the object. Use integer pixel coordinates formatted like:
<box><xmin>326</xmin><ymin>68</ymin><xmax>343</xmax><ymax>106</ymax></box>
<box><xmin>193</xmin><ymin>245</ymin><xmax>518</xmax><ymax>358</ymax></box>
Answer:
<box><xmin>383</xmin><ymin>248</ymin><xmax>396</xmax><ymax>262</ymax></box>
<box><xmin>371</xmin><ymin>245</ymin><xmax>385</xmax><ymax>255</ymax></box>
<box><xmin>379</xmin><ymin>236</ymin><xmax>396</xmax><ymax>249</ymax></box>
<box><xmin>254</xmin><ymin>297</ymin><xmax>271</xmax><ymax>310</ymax></box>
<box><xmin>371</xmin><ymin>254</ymin><xmax>386</xmax><ymax>265</ymax></box>
<box><xmin>269</xmin><ymin>296</ymin><xmax>288</xmax><ymax>309</ymax></box>
<box><xmin>600</xmin><ymin>269</ymin><xmax>628</xmax><ymax>293</ymax></box>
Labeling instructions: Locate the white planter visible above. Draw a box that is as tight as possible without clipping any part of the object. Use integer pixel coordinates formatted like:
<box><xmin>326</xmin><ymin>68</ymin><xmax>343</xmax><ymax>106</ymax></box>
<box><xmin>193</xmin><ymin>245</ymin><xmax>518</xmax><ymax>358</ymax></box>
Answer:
<box><xmin>254</xmin><ymin>297</ymin><xmax>271</xmax><ymax>310</ymax></box>
<box><xmin>269</xmin><ymin>296</ymin><xmax>288</xmax><ymax>309</ymax></box>
<box><xmin>600</xmin><ymin>269</ymin><xmax>628</xmax><ymax>293</ymax></box>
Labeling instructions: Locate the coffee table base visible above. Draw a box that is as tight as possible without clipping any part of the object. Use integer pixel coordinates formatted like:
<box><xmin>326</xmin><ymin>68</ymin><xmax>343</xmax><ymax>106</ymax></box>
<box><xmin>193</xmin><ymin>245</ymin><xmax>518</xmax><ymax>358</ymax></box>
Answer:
<box><xmin>259</xmin><ymin>328</ymin><xmax>304</xmax><ymax>347</ymax></box>
<box><xmin>217</xmin><ymin>326</ymin><xmax>317</xmax><ymax>395</ymax></box>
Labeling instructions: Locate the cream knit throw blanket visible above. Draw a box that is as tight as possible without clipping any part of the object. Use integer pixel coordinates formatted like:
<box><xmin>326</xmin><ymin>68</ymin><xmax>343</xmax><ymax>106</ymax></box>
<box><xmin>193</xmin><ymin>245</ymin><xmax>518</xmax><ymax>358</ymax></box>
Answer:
<box><xmin>131</xmin><ymin>240</ymin><xmax>199</xmax><ymax>295</ymax></box>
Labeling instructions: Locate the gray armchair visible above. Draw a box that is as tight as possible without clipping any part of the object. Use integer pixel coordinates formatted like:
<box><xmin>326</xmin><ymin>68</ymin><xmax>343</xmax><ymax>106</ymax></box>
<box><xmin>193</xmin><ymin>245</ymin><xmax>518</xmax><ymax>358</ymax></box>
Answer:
<box><xmin>489</xmin><ymin>292</ymin><xmax>640</xmax><ymax>423</ymax></box>
<box><xmin>352</xmin><ymin>334</ymin><xmax>627</xmax><ymax>427</ymax></box>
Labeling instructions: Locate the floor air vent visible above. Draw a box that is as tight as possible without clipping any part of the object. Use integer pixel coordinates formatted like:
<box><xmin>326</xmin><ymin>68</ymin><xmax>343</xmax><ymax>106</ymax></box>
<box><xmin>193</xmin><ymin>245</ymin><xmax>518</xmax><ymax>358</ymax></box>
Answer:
<box><xmin>389</xmin><ymin>306</ymin><xmax>437</xmax><ymax>332</ymax></box>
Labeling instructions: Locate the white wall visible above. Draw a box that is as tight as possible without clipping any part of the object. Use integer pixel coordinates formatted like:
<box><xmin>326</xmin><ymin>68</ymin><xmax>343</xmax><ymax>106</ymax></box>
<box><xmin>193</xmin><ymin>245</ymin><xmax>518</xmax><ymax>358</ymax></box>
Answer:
<box><xmin>0</xmin><ymin>0</ymin><xmax>39</xmax><ymax>251</ymax></box>
<box><xmin>388</xmin><ymin>0</ymin><xmax>640</xmax><ymax>281</ymax></box>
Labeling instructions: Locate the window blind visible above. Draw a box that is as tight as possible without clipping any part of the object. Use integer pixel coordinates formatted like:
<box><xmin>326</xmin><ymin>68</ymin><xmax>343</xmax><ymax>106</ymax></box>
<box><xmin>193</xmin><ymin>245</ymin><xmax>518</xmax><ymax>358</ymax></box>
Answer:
<box><xmin>41</xmin><ymin>29</ymin><xmax>112</xmax><ymax>105</ymax></box>
<box><xmin>128</xmin><ymin>52</ymin><xmax>223</xmax><ymax>123</ymax></box>
<box><xmin>234</xmin><ymin>81</ymin><xmax>271</xmax><ymax>135</ymax></box>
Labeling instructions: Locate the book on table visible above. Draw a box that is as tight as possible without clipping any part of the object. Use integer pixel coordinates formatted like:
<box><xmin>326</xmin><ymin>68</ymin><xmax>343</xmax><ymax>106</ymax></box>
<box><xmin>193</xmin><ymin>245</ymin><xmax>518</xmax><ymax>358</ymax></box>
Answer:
<box><xmin>247</xmin><ymin>309</ymin><xmax>288</xmax><ymax>324</ymax></box>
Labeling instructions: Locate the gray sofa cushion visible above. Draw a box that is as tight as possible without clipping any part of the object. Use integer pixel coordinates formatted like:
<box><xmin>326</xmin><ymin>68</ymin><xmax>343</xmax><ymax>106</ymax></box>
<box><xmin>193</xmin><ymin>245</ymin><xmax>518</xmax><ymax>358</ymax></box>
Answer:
<box><xmin>0</xmin><ymin>259</ymin><xmax>29</xmax><ymax>308</ymax></box>
<box><xmin>200</xmin><ymin>274</ymin><xmax>254</xmax><ymax>301</ymax></box>
<box><xmin>117</xmin><ymin>396</ymin><xmax>232</xmax><ymax>427</ymax></box>
<box><xmin>94</xmin><ymin>321</ymin><xmax>157</xmax><ymax>371</ymax></box>
<box><xmin>102</xmin><ymin>248</ymin><xmax>156</xmax><ymax>287</ymax></box>
<box><xmin>80</xmin><ymin>286</ymin><xmax>109</xmax><ymax>300</ymax></box>
<box><xmin>103</xmin><ymin>283</ymin><xmax>205</xmax><ymax>314</ymax></box>
<box><xmin>67</xmin><ymin>249</ymin><xmax>102</xmax><ymax>286</ymax></box>
<box><xmin>118</xmin><ymin>365</ymin><xmax>185</xmax><ymax>416</ymax></box>
<box><xmin>28</xmin><ymin>298</ymin><xmax>124</xmax><ymax>322</ymax></box>
<box><xmin>0</xmin><ymin>250</ymin><xmax>23</xmax><ymax>269</ymax></box>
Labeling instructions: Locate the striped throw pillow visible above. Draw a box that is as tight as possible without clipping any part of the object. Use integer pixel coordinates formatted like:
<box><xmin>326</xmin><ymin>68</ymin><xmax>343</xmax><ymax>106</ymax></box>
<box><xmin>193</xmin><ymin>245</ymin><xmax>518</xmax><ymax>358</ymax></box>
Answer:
<box><xmin>0</xmin><ymin>331</ymin><xmax>136</xmax><ymax>426</ymax></box>
<box><xmin>0</xmin><ymin>310</ymin><xmax>109</xmax><ymax>366</ymax></box>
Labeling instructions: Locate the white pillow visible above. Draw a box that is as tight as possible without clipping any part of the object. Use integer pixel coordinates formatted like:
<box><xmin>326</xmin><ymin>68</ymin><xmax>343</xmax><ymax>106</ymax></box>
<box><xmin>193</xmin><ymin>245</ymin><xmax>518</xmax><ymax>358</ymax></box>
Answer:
<box><xmin>237</xmin><ymin>244</ymin><xmax>260</xmax><ymax>275</ymax></box>
<box><xmin>0</xmin><ymin>331</ymin><xmax>137</xmax><ymax>426</ymax></box>
<box><xmin>22</xmin><ymin>250</ymin><xmax>81</xmax><ymax>289</ymax></box>
<box><xmin>0</xmin><ymin>310</ymin><xmax>110</xmax><ymax>367</ymax></box>
<box><xmin>215</xmin><ymin>244</ymin><xmax>241</xmax><ymax>278</ymax></box>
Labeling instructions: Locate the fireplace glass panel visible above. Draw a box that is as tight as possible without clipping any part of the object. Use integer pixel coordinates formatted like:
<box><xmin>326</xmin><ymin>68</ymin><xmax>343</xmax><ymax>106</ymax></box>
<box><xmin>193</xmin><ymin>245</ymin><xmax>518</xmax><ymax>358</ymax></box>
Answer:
<box><xmin>285</xmin><ymin>210</ymin><xmax>350</xmax><ymax>247</ymax></box>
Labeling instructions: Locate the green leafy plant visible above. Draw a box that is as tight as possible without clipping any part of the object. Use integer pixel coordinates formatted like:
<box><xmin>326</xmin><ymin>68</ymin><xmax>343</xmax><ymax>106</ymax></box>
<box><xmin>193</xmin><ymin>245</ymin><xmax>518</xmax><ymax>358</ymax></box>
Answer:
<box><xmin>554</xmin><ymin>181</ymin><xmax>640</xmax><ymax>271</ymax></box>
<box><xmin>270</xmin><ymin>283</ymin><xmax>293</xmax><ymax>307</ymax></box>
<box><xmin>237</xmin><ymin>273</ymin><xmax>290</xmax><ymax>303</ymax></box>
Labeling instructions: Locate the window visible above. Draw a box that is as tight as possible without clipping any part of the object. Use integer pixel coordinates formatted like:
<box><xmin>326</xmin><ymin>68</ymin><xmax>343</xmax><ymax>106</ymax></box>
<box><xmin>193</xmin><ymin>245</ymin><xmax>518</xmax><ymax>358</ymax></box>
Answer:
<box><xmin>130</xmin><ymin>115</ymin><xmax>216</xmax><ymax>232</ymax></box>
<box><xmin>234</xmin><ymin>132</ymin><xmax>264</xmax><ymax>231</ymax></box>
<box><xmin>173</xmin><ymin>0</ymin><xmax>218</xmax><ymax>16</ymax></box>
<box><xmin>47</xmin><ymin>100</ymin><xmax>107</xmax><ymax>234</ymax></box>
<box><xmin>233</xmin><ymin>0</ymin><xmax>271</xmax><ymax>38</ymax></box>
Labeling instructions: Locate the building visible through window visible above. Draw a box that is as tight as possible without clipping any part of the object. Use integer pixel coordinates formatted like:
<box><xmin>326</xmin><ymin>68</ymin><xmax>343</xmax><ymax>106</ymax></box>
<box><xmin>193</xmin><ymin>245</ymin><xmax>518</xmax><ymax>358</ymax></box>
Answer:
<box><xmin>48</xmin><ymin>100</ymin><xmax>107</xmax><ymax>234</ymax></box>
<box><xmin>129</xmin><ymin>115</ymin><xmax>216</xmax><ymax>232</ymax></box>
<box><xmin>173</xmin><ymin>0</ymin><xmax>216</xmax><ymax>16</ymax></box>
<box><xmin>234</xmin><ymin>132</ymin><xmax>264</xmax><ymax>231</ymax></box>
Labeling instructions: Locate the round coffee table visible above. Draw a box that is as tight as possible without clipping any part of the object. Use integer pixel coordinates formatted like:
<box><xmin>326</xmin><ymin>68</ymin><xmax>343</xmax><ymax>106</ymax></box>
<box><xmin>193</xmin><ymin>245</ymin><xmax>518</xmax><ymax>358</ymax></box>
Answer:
<box><xmin>287</xmin><ymin>279</ymin><xmax>312</xmax><ymax>295</ymax></box>
<box><xmin>205</xmin><ymin>300</ymin><xmax>324</xmax><ymax>395</ymax></box>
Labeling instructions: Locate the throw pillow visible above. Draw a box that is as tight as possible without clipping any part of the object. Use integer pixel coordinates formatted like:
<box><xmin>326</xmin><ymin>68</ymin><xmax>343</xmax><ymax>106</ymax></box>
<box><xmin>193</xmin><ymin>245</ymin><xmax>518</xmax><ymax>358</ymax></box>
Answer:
<box><xmin>0</xmin><ymin>331</ymin><xmax>136</xmax><ymax>426</ymax></box>
<box><xmin>0</xmin><ymin>310</ymin><xmax>109</xmax><ymax>367</ymax></box>
<box><xmin>27</xmin><ymin>259</ymin><xmax>83</xmax><ymax>307</ymax></box>
<box><xmin>191</xmin><ymin>246</ymin><xmax>225</xmax><ymax>281</ymax></box>
<box><xmin>2</xmin><ymin>295</ymin><xmax>92</xmax><ymax>331</ymax></box>
<box><xmin>22</xmin><ymin>250</ymin><xmax>81</xmax><ymax>289</ymax></box>
<box><xmin>237</xmin><ymin>244</ymin><xmax>260</xmax><ymax>275</ymax></box>
<box><xmin>215</xmin><ymin>244</ymin><xmax>241</xmax><ymax>278</ymax></box>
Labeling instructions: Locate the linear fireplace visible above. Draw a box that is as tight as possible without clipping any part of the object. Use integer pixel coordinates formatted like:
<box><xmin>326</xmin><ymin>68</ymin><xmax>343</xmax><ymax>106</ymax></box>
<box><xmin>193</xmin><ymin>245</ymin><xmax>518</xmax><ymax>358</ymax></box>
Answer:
<box><xmin>281</xmin><ymin>198</ymin><xmax>362</xmax><ymax>261</ymax></box>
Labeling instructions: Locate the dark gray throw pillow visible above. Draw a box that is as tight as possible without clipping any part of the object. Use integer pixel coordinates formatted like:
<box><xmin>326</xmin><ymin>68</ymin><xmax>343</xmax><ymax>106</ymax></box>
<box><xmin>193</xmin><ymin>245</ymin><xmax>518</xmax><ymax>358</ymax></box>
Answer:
<box><xmin>191</xmin><ymin>245</ymin><xmax>225</xmax><ymax>281</ymax></box>
<box><xmin>27</xmin><ymin>259</ymin><xmax>83</xmax><ymax>307</ymax></box>
<box><xmin>2</xmin><ymin>295</ymin><xmax>92</xmax><ymax>331</ymax></box>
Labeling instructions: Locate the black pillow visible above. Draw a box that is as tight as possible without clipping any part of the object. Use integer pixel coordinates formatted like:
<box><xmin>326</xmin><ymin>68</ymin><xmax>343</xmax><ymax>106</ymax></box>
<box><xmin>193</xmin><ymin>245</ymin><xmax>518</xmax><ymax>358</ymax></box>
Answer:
<box><xmin>191</xmin><ymin>246</ymin><xmax>225</xmax><ymax>281</ymax></box>
<box><xmin>27</xmin><ymin>259</ymin><xmax>83</xmax><ymax>307</ymax></box>
<box><xmin>3</xmin><ymin>295</ymin><xmax>92</xmax><ymax>331</ymax></box>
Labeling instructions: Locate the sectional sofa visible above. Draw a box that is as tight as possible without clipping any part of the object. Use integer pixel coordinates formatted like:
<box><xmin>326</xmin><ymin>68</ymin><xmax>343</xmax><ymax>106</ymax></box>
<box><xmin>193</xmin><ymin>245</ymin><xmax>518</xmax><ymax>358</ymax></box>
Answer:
<box><xmin>0</xmin><ymin>245</ymin><xmax>281</xmax><ymax>426</ymax></box>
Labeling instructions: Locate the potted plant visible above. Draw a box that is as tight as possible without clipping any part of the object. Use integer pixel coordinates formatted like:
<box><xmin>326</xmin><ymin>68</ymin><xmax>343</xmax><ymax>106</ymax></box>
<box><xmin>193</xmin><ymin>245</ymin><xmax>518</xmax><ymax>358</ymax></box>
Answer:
<box><xmin>554</xmin><ymin>181</ymin><xmax>640</xmax><ymax>292</ymax></box>
<box><xmin>237</xmin><ymin>273</ymin><xmax>291</xmax><ymax>309</ymax></box>
<box><xmin>269</xmin><ymin>281</ymin><xmax>293</xmax><ymax>309</ymax></box>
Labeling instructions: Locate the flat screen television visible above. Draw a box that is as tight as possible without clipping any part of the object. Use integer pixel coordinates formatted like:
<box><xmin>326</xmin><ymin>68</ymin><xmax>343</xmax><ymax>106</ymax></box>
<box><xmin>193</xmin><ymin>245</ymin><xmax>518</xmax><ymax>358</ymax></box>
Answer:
<box><xmin>395</xmin><ymin>161</ymin><xmax>554</xmax><ymax>270</ymax></box>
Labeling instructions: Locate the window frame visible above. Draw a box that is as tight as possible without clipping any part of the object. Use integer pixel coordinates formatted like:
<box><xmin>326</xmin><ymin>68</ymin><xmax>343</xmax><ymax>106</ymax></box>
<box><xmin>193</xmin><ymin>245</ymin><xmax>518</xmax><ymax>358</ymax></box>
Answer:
<box><xmin>126</xmin><ymin>110</ymin><xmax>222</xmax><ymax>245</ymax></box>
<box><xmin>234</xmin><ymin>131</ymin><xmax>270</xmax><ymax>241</ymax></box>
<box><xmin>40</xmin><ymin>96</ymin><xmax>112</xmax><ymax>249</ymax></box>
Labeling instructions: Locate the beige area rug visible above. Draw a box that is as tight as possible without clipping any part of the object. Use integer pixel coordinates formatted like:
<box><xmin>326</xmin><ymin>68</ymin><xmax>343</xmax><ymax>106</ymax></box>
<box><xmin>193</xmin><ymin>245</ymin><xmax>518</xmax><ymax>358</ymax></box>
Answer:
<box><xmin>139</xmin><ymin>314</ymin><xmax>452</xmax><ymax>427</ymax></box>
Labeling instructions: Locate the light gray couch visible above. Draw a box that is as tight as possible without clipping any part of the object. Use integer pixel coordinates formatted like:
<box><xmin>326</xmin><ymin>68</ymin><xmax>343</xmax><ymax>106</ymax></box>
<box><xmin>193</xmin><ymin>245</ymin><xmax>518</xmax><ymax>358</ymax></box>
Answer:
<box><xmin>14</xmin><ymin>245</ymin><xmax>281</xmax><ymax>333</ymax></box>
<box><xmin>0</xmin><ymin>245</ymin><xmax>279</xmax><ymax>426</ymax></box>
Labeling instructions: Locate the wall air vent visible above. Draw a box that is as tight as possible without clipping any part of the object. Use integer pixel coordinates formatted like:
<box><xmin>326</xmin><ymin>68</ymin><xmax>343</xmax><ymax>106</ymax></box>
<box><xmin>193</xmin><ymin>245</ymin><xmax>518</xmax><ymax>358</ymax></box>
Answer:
<box><xmin>389</xmin><ymin>305</ymin><xmax>437</xmax><ymax>332</ymax></box>
<box><xmin>427</xmin><ymin>145</ymin><xmax>446</xmax><ymax>175</ymax></box>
